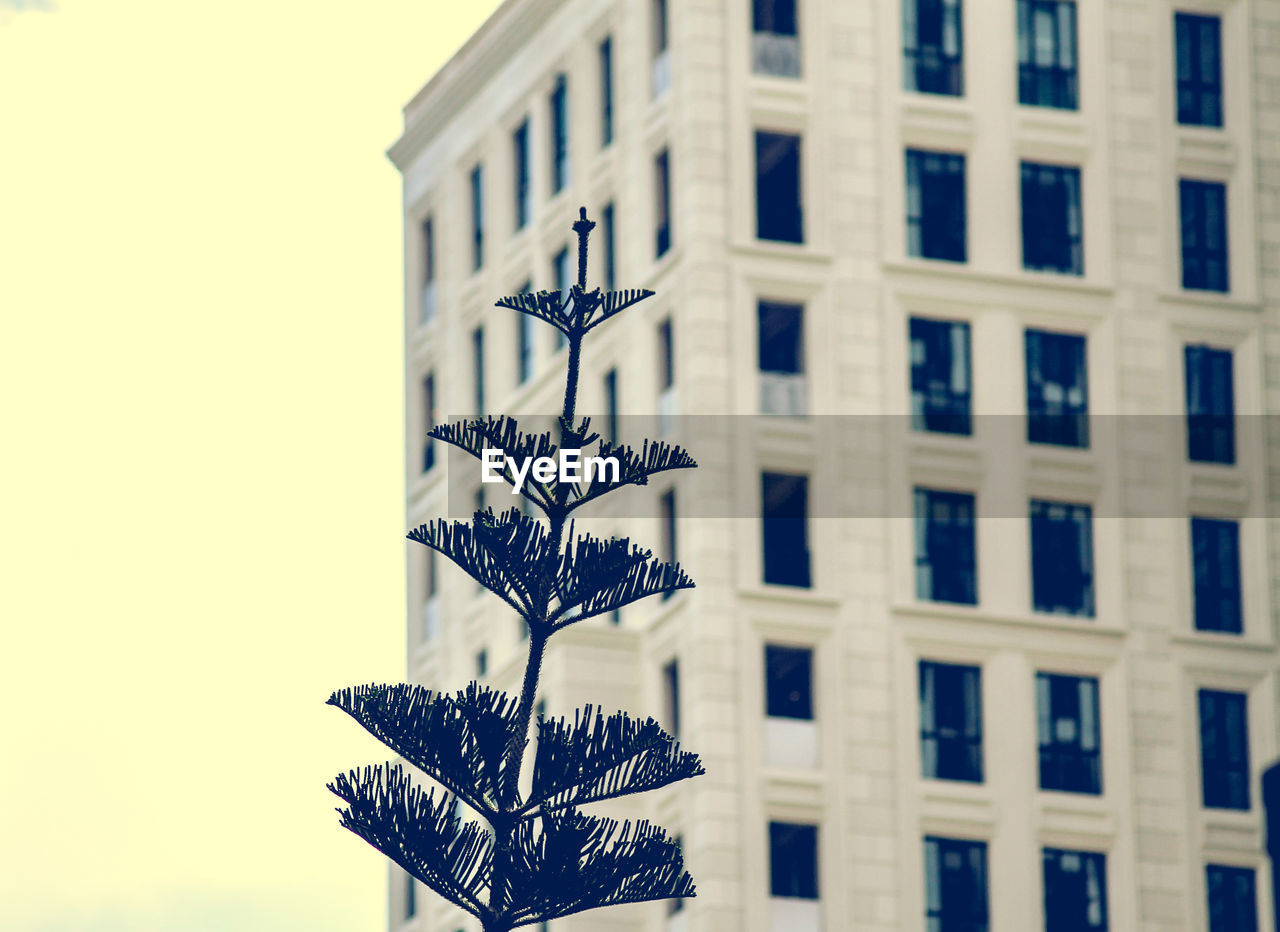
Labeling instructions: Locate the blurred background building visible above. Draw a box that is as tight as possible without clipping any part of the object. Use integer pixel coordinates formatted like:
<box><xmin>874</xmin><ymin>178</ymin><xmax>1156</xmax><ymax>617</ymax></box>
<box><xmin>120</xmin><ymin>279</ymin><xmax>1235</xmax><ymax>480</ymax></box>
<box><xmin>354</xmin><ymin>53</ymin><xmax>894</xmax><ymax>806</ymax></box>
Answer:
<box><xmin>388</xmin><ymin>0</ymin><xmax>1280</xmax><ymax>929</ymax></box>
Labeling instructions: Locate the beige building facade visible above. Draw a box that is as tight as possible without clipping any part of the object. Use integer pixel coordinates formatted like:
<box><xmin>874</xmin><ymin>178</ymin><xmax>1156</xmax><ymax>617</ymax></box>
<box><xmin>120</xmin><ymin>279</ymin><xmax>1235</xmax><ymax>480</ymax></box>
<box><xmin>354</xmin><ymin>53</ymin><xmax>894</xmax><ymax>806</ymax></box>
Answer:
<box><xmin>389</xmin><ymin>1</ymin><xmax>1280</xmax><ymax>929</ymax></box>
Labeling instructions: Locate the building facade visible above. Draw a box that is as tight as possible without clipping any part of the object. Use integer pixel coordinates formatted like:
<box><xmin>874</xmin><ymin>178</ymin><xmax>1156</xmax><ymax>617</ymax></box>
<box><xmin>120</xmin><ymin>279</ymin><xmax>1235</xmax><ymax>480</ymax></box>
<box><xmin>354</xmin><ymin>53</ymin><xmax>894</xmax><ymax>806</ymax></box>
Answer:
<box><xmin>389</xmin><ymin>1</ymin><xmax>1280</xmax><ymax>929</ymax></box>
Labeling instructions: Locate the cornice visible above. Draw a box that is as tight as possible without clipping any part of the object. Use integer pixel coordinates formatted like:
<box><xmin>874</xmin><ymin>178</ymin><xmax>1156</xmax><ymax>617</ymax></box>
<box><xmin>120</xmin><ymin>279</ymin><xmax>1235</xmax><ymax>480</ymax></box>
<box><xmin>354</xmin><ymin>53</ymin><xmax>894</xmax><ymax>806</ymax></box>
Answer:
<box><xmin>387</xmin><ymin>0</ymin><xmax>564</xmax><ymax>172</ymax></box>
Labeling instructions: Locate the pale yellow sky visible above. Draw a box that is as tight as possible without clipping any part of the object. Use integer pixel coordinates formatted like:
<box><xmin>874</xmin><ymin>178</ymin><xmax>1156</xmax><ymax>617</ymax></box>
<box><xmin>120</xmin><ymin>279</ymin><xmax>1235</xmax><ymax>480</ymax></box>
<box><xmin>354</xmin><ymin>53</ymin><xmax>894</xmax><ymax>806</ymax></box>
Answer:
<box><xmin>0</xmin><ymin>2</ymin><xmax>501</xmax><ymax>928</ymax></box>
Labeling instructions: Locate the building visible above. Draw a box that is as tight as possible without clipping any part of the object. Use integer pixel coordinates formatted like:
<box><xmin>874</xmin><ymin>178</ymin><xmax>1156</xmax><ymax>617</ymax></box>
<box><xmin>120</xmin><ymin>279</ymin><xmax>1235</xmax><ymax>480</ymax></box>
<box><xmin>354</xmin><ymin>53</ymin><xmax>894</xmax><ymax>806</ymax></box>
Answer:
<box><xmin>388</xmin><ymin>1</ymin><xmax>1280</xmax><ymax>929</ymax></box>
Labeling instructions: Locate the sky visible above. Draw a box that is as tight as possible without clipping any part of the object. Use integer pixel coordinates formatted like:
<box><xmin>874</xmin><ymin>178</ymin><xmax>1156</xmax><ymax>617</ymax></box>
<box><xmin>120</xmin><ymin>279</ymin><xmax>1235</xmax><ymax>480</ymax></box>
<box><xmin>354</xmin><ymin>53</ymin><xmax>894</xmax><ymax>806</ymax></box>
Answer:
<box><xmin>0</xmin><ymin>2</ymin><xmax>502</xmax><ymax>928</ymax></box>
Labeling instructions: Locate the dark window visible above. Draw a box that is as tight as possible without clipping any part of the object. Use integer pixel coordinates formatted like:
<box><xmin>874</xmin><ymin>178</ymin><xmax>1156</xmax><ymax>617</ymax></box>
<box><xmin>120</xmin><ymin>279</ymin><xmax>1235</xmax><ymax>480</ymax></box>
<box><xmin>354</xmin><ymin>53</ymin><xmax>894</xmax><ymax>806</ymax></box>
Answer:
<box><xmin>550</xmin><ymin>74</ymin><xmax>570</xmax><ymax>195</ymax></box>
<box><xmin>660</xmin><ymin>488</ymin><xmax>677</xmax><ymax>600</ymax></box>
<box><xmin>1206</xmin><ymin>865</ymin><xmax>1257</xmax><ymax>932</ymax></box>
<box><xmin>657</xmin><ymin>318</ymin><xmax>675</xmax><ymax>391</ymax></box>
<box><xmin>755</xmin><ymin>131</ymin><xmax>804</xmax><ymax>243</ymax></box>
<box><xmin>1021</xmin><ymin>161</ymin><xmax>1083</xmax><ymax>274</ymax></box>
<box><xmin>603</xmin><ymin>367</ymin><xmax>619</xmax><ymax>444</ymax></box>
<box><xmin>904</xmin><ymin>0</ymin><xmax>963</xmax><ymax>96</ymax></box>
<box><xmin>516</xmin><ymin>280</ymin><xmax>534</xmax><ymax>384</ymax></box>
<box><xmin>667</xmin><ymin>835</ymin><xmax>686</xmax><ymax>914</ymax></box>
<box><xmin>470</xmin><ymin>163</ymin><xmax>484</xmax><ymax>271</ymax></box>
<box><xmin>755</xmin><ymin>0</ymin><xmax>797</xmax><ymax>34</ymax></box>
<box><xmin>923</xmin><ymin>837</ymin><xmax>988</xmax><ymax>931</ymax></box>
<box><xmin>602</xmin><ymin>201</ymin><xmax>616</xmax><ymax>290</ymax></box>
<box><xmin>752</xmin><ymin>0</ymin><xmax>801</xmax><ymax>78</ymax></box>
<box><xmin>758</xmin><ymin>301</ymin><xmax>804</xmax><ymax>374</ymax></box>
<box><xmin>1176</xmin><ymin>14</ymin><xmax>1223</xmax><ymax>127</ymax></box>
<box><xmin>1199</xmin><ymin>689</ymin><xmax>1250</xmax><ymax>810</ymax></box>
<box><xmin>1185</xmin><ymin>344</ymin><xmax>1234</xmax><ymax>464</ymax></box>
<box><xmin>420</xmin><ymin>216</ymin><xmax>436</xmax><ymax>325</ymax></box>
<box><xmin>910</xmin><ymin>317</ymin><xmax>971</xmax><ymax>435</ymax></box>
<box><xmin>426</xmin><ymin>547</ymin><xmax>438</xmax><ymax>599</ymax></box>
<box><xmin>553</xmin><ymin>247</ymin><xmax>570</xmax><ymax>350</ymax></box>
<box><xmin>1192</xmin><ymin>517</ymin><xmax>1242</xmax><ymax>634</ymax></box>
<box><xmin>914</xmin><ymin>488</ymin><xmax>977</xmax><ymax>605</ymax></box>
<box><xmin>762</xmin><ymin>472</ymin><xmax>811</xmax><ymax>587</ymax></box>
<box><xmin>662</xmin><ymin>658</ymin><xmax>680</xmax><ymax>737</ymax></box>
<box><xmin>1180</xmin><ymin>179</ymin><xmax>1229</xmax><ymax>292</ymax></box>
<box><xmin>472</xmin><ymin>326</ymin><xmax>485</xmax><ymax>416</ymax></box>
<box><xmin>1026</xmin><ymin>329</ymin><xmax>1089</xmax><ymax>448</ymax></box>
<box><xmin>653</xmin><ymin>0</ymin><xmax>668</xmax><ymax>55</ymax></box>
<box><xmin>906</xmin><ymin>149</ymin><xmax>966</xmax><ymax>262</ymax></box>
<box><xmin>769</xmin><ymin>822</ymin><xmax>819</xmax><ymax>899</ymax></box>
<box><xmin>655</xmin><ymin>148</ymin><xmax>672</xmax><ymax>257</ymax></box>
<box><xmin>766</xmin><ymin>645</ymin><xmax>813</xmax><ymax>720</ymax></box>
<box><xmin>1037</xmin><ymin>672</ymin><xmax>1102</xmax><ymax>794</ymax></box>
<box><xmin>919</xmin><ymin>661</ymin><xmax>983</xmax><ymax>782</ymax></box>
<box><xmin>599</xmin><ymin>37</ymin><xmax>614</xmax><ymax>147</ymax></box>
<box><xmin>422</xmin><ymin>374</ymin><xmax>436</xmax><ymax>473</ymax></box>
<box><xmin>1030</xmin><ymin>499</ymin><xmax>1094</xmax><ymax>617</ymax></box>
<box><xmin>1017</xmin><ymin>0</ymin><xmax>1079</xmax><ymax>110</ymax></box>
<box><xmin>475</xmin><ymin>649</ymin><xmax>488</xmax><ymax>677</ymax></box>
<box><xmin>1043</xmin><ymin>848</ymin><xmax>1108</xmax><ymax>932</ymax></box>
<box><xmin>404</xmin><ymin>873</ymin><xmax>416</xmax><ymax>919</ymax></box>
<box><xmin>512</xmin><ymin>119</ymin><xmax>531</xmax><ymax>231</ymax></box>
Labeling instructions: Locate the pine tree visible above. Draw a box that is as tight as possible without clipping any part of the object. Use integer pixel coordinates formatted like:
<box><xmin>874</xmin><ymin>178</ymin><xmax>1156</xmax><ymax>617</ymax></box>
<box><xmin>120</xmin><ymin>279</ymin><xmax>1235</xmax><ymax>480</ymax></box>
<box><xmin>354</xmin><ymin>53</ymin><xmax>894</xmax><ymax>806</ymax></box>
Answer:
<box><xmin>328</xmin><ymin>208</ymin><xmax>703</xmax><ymax>931</ymax></box>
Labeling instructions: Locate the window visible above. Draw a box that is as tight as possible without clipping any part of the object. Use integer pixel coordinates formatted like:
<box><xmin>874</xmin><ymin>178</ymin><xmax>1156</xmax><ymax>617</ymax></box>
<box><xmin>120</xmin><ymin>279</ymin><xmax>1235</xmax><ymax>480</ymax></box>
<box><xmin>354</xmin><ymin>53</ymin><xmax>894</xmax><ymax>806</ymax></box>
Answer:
<box><xmin>513</xmin><ymin>119</ymin><xmax>531</xmax><ymax>231</ymax></box>
<box><xmin>769</xmin><ymin>822</ymin><xmax>818</xmax><ymax>899</ymax></box>
<box><xmin>1179</xmin><ymin>179</ymin><xmax>1229</xmax><ymax>292</ymax></box>
<box><xmin>599</xmin><ymin>36</ymin><xmax>614</xmax><ymax>147</ymax></box>
<box><xmin>905</xmin><ymin>149</ymin><xmax>966</xmax><ymax>262</ymax></box>
<box><xmin>404</xmin><ymin>872</ymin><xmax>416</xmax><ymax>920</ymax></box>
<box><xmin>662</xmin><ymin>658</ymin><xmax>680</xmax><ymax>738</ymax></box>
<box><xmin>475</xmin><ymin>649</ymin><xmax>488</xmax><ymax>677</ymax></box>
<box><xmin>923</xmin><ymin>837</ymin><xmax>988</xmax><ymax>931</ymax></box>
<box><xmin>1030</xmin><ymin>499</ymin><xmax>1094</xmax><ymax>617</ymax></box>
<box><xmin>755</xmin><ymin>131</ymin><xmax>803</xmax><ymax>243</ymax></box>
<box><xmin>914</xmin><ymin>488</ymin><xmax>977</xmax><ymax>605</ymax></box>
<box><xmin>1176</xmin><ymin>13</ymin><xmax>1223</xmax><ymax>127</ymax></box>
<box><xmin>655</xmin><ymin>148</ymin><xmax>672</xmax><ymax>257</ymax></box>
<box><xmin>472</xmin><ymin>326</ymin><xmax>485</xmax><ymax>415</ymax></box>
<box><xmin>752</xmin><ymin>0</ymin><xmax>800</xmax><ymax>78</ymax></box>
<box><xmin>511</xmin><ymin>280</ymin><xmax>534</xmax><ymax>386</ymax></box>
<box><xmin>657</xmin><ymin>318</ymin><xmax>675</xmax><ymax>392</ymax></box>
<box><xmin>759</xmin><ymin>301</ymin><xmax>803</xmax><ymax>375</ymax></box>
<box><xmin>903</xmin><ymin>0</ymin><xmax>963</xmax><ymax>96</ymax></box>
<box><xmin>1206</xmin><ymin>865</ymin><xmax>1257</xmax><ymax>932</ymax></box>
<box><xmin>1192</xmin><ymin>517</ymin><xmax>1242</xmax><ymax>634</ymax></box>
<box><xmin>550</xmin><ymin>74</ymin><xmax>569</xmax><ymax>195</ymax></box>
<box><xmin>1025</xmin><ymin>329</ymin><xmax>1088</xmax><ymax>448</ymax></box>
<box><xmin>652</xmin><ymin>0</ymin><xmax>670</xmax><ymax>97</ymax></box>
<box><xmin>766</xmin><ymin>645</ymin><xmax>813</xmax><ymax>720</ymax></box>
<box><xmin>919</xmin><ymin>661</ymin><xmax>982</xmax><ymax>782</ymax></box>
<box><xmin>601</xmin><ymin>201</ymin><xmax>616</xmax><ymax>291</ymax></box>
<box><xmin>420</xmin><ymin>216</ymin><xmax>436</xmax><ymax>325</ymax></box>
<box><xmin>1042</xmin><ymin>848</ymin><xmax>1108</xmax><ymax>932</ymax></box>
<box><xmin>421</xmin><ymin>374</ymin><xmax>436</xmax><ymax>473</ymax></box>
<box><xmin>1021</xmin><ymin>161</ymin><xmax>1083</xmax><ymax>275</ymax></box>
<box><xmin>1017</xmin><ymin>0</ymin><xmax>1079</xmax><ymax>110</ymax></box>
<box><xmin>762</xmin><ymin>472</ymin><xmax>811</xmax><ymax>587</ymax></box>
<box><xmin>660</xmin><ymin>488</ymin><xmax>677</xmax><ymax>600</ymax></box>
<box><xmin>470</xmin><ymin>163</ymin><xmax>484</xmax><ymax>271</ymax></box>
<box><xmin>910</xmin><ymin>317</ymin><xmax>971</xmax><ymax>435</ymax></box>
<box><xmin>1185</xmin><ymin>344</ymin><xmax>1234</xmax><ymax>465</ymax></box>
<box><xmin>759</xmin><ymin>301</ymin><xmax>805</xmax><ymax>416</ymax></box>
<box><xmin>1036</xmin><ymin>672</ymin><xmax>1101</xmax><ymax>794</ymax></box>
<box><xmin>667</xmin><ymin>835</ymin><xmax>686</xmax><ymax>915</ymax></box>
<box><xmin>1199</xmin><ymin>689</ymin><xmax>1250</xmax><ymax>810</ymax></box>
<box><xmin>603</xmin><ymin>367</ymin><xmax>619</xmax><ymax>444</ymax></box>
<box><xmin>553</xmin><ymin>247</ymin><xmax>570</xmax><ymax>350</ymax></box>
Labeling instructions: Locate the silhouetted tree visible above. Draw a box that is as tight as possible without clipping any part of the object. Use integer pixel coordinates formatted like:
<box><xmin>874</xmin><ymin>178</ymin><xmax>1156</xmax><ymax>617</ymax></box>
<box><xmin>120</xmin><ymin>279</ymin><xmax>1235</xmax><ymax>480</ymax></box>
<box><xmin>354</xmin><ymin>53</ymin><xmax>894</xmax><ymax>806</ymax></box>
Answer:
<box><xmin>329</xmin><ymin>208</ymin><xmax>702</xmax><ymax>931</ymax></box>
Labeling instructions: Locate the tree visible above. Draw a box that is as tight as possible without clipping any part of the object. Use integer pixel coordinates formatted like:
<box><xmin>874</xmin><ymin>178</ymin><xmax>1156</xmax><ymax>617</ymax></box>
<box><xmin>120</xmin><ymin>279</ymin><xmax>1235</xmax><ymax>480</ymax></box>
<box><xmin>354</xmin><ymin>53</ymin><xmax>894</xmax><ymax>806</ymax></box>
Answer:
<box><xmin>328</xmin><ymin>208</ymin><xmax>703</xmax><ymax>931</ymax></box>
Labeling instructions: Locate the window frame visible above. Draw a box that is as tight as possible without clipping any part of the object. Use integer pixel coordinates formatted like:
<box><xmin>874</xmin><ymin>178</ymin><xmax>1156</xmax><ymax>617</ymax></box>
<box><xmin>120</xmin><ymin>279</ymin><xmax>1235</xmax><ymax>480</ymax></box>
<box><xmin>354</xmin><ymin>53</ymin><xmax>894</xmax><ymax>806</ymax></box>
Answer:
<box><xmin>910</xmin><ymin>316</ymin><xmax>972</xmax><ymax>435</ymax></box>
<box><xmin>1198</xmin><ymin>688</ymin><xmax>1250</xmax><ymax>811</ymax></box>
<box><xmin>1029</xmin><ymin>498</ymin><xmax>1095</xmax><ymax>618</ymax></box>
<box><xmin>1175</xmin><ymin>12</ymin><xmax>1223</xmax><ymax>128</ymax></box>
<box><xmin>923</xmin><ymin>836</ymin><xmax>988</xmax><ymax>930</ymax></box>
<box><xmin>761</xmin><ymin>471</ymin><xmax>811</xmax><ymax>588</ymax></box>
<box><xmin>1042</xmin><ymin>847</ymin><xmax>1108</xmax><ymax>932</ymax></box>
<box><xmin>769</xmin><ymin>821</ymin><xmax>819</xmax><ymax>900</ymax></box>
<box><xmin>1036</xmin><ymin>672</ymin><xmax>1102</xmax><ymax>795</ymax></box>
<box><xmin>905</xmin><ymin>148</ymin><xmax>967</xmax><ymax>263</ymax></box>
<box><xmin>914</xmin><ymin>487</ymin><xmax>978</xmax><ymax>605</ymax></box>
<box><xmin>903</xmin><ymin>0</ymin><xmax>964</xmax><ymax>96</ymax></box>
<box><xmin>1179</xmin><ymin>178</ymin><xmax>1229</xmax><ymax>293</ymax></box>
<box><xmin>1206</xmin><ymin>864</ymin><xmax>1258</xmax><ymax>932</ymax></box>
<box><xmin>1025</xmin><ymin>328</ymin><xmax>1089</xmax><ymax>448</ymax></box>
<box><xmin>765</xmin><ymin>643</ymin><xmax>814</xmax><ymax>721</ymax></box>
<box><xmin>1016</xmin><ymin>0</ymin><xmax>1080</xmax><ymax>111</ymax></box>
<box><xmin>1020</xmin><ymin>161</ymin><xmax>1084</xmax><ymax>276</ymax></box>
<box><xmin>919</xmin><ymin>660</ymin><xmax>984</xmax><ymax>783</ymax></box>
<box><xmin>549</xmin><ymin>74</ymin><xmax>570</xmax><ymax>196</ymax></box>
<box><xmin>654</xmin><ymin>147</ymin><xmax>672</xmax><ymax>258</ymax></box>
<box><xmin>755</xmin><ymin>130</ymin><xmax>804</xmax><ymax>244</ymax></box>
<box><xmin>1191</xmin><ymin>516</ymin><xmax>1242</xmax><ymax>634</ymax></box>
<box><xmin>469</xmin><ymin>163</ymin><xmax>485</xmax><ymax>272</ymax></box>
<box><xmin>1184</xmin><ymin>343</ymin><xmax>1235</xmax><ymax>464</ymax></box>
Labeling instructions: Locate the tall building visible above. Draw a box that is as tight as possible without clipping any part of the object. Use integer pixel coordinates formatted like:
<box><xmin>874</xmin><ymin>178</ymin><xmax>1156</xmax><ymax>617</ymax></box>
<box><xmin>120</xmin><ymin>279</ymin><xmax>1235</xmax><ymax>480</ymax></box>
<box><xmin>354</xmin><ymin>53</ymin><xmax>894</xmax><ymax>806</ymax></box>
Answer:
<box><xmin>389</xmin><ymin>1</ymin><xmax>1280</xmax><ymax>929</ymax></box>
